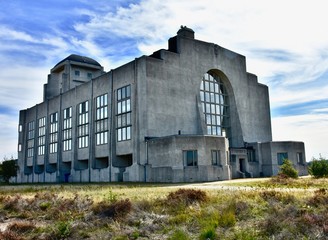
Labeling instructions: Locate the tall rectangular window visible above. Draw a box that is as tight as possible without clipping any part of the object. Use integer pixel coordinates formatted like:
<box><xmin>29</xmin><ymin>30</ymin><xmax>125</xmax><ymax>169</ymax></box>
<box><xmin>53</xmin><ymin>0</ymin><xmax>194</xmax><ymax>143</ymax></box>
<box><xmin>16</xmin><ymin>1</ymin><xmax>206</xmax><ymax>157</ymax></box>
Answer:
<box><xmin>49</xmin><ymin>112</ymin><xmax>58</xmax><ymax>153</ymax></box>
<box><xmin>247</xmin><ymin>149</ymin><xmax>256</xmax><ymax>162</ymax></box>
<box><xmin>297</xmin><ymin>152</ymin><xmax>304</xmax><ymax>164</ymax></box>
<box><xmin>27</xmin><ymin>121</ymin><xmax>35</xmax><ymax>157</ymax></box>
<box><xmin>211</xmin><ymin>150</ymin><xmax>220</xmax><ymax>165</ymax></box>
<box><xmin>95</xmin><ymin>94</ymin><xmax>108</xmax><ymax>145</ymax></box>
<box><xmin>37</xmin><ymin>117</ymin><xmax>46</xmax><ymax>156</ymax></box>
<box><xmin>277</xmin><ymin>152</ymin><xmax>288</xmax><ymax>165</ymax></box>
<box><xmin>63</xmin><ymin>107</ymin><xmax>72</xmax><ymax>151</ymax></box>
<box><xmin>78</xmin><ymin>101</ymin><xmax>89</xmax><ymax>148</ymax></box>
<box><xmin>117</xmin><ymin>85</ymin><xmax>131</xmax><ymax>141</ymax></box>
<box><xmin>183</xmin><ymin>150</ymin><xmax>198</xmax><ymax>166</ymax></box>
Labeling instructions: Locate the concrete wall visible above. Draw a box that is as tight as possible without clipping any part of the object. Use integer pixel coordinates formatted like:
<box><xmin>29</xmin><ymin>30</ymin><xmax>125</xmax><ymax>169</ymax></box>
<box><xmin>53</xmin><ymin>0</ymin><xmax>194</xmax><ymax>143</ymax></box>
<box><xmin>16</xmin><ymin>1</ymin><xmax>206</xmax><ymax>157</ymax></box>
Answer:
<box><xmin>257</xmin><ymin>141</ymin><xmax>307</xmax><ymax>176</ymax></box>
<box><xmin>146</xmin><ymin>135</ymin><xmax>230</xmax><ymax>182</ymax></box>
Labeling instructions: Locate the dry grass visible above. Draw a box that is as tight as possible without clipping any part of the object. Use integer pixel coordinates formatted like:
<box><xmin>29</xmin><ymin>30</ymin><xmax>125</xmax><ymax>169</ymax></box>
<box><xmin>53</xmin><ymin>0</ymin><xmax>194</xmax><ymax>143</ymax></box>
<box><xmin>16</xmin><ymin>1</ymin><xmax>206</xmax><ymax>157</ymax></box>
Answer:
<box><xmin>0</xmin><ymin>178</ymin><xmax>327</xmax><ymax>239</ymax></box>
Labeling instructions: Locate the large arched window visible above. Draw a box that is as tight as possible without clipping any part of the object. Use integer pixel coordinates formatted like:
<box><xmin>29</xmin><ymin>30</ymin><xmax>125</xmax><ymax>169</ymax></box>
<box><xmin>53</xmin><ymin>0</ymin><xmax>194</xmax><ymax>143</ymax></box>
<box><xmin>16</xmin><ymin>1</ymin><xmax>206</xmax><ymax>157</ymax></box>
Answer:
<box><xmin>200</xmin><ymin>72</ymin><xmax>229</xmax><ymax>137</ymax></box>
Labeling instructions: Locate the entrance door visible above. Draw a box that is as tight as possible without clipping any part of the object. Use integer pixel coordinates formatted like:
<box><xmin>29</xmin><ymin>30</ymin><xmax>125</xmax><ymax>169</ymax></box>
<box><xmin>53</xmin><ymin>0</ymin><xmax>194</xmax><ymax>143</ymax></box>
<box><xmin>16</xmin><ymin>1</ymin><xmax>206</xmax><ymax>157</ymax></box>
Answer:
<box><xmin>239</xmin><ymin>158</ymin><xmax>246</xmax><ymax>173</ymax></box>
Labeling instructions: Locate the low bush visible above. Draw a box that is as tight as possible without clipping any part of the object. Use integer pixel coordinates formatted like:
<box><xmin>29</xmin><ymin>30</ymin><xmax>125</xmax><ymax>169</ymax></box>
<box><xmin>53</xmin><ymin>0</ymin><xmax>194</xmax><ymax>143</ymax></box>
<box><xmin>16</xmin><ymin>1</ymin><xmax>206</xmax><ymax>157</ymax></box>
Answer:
<box><xmin>308</xmin><ymin>158</ymin><xmax>328</xmax><ymax>178</ymax></box>
<box><xmin>55</xmin><ymin>221</ymin><xmax>72</xmax><ymax>239</ymax></box>
<box><xmin>7</xmin><ymin>221</ymin><xmax>35</xmax><ymax>235</ymax></box>
<box><xmin>94</xmin><ymin>198</ymin><xmax>132</xmax><ymax>220</ymax></box>
<box><xmin>307</xmin><ymin>188</ymin><xmax>328</xmax><ymax>207</ymax></box>
<box><xmin>279</xmin><ymin>159</ymin><xmax>298</xmax><ymax>178</ymax></box>
<box><xmin>167</xmin><ymin>188</ymin><xmax>208</xmax><ymax>206</ymax></box>
<box><xmin>0</xmin><ymin>230</ymin><xmax>23</xmax><ymax>240</ymax></box>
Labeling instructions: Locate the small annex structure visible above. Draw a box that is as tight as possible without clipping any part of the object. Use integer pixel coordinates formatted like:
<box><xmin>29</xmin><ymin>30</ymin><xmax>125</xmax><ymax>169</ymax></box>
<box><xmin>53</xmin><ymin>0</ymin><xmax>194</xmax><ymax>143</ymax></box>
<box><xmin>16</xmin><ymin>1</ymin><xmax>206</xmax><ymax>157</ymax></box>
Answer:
<box><xmin>16</xmin><ymin>27</ymin><xmax>308</xmax><ymax>183</ymax></box>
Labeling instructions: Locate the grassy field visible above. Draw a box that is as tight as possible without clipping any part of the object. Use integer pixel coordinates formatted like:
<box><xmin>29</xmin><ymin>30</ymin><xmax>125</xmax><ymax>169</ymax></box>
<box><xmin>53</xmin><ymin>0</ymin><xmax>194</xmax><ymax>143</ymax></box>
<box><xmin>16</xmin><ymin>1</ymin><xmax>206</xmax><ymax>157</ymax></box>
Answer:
<box><xmin>0</xmin><ymin>177</ymin><xmax>327</xmax><ymax>239</ymax></box>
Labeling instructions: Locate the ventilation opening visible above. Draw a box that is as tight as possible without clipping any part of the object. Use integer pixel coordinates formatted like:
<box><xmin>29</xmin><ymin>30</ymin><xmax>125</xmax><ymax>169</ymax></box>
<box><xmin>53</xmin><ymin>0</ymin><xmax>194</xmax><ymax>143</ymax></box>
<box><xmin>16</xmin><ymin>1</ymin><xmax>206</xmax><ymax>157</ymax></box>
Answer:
<box><xmin>75</xmin><ymin>159</ymin><xmax>88</xmax><ymax>170</ymax></box>
<box><xmin>95</xmin><ymin>157</ymin><xmax>109</xmax><ymax>169</ymax></box>
<box><xmin>35</xmin><ymin>164</ymin><xmax>44</xmax><ymax>174</ymax></box>
<box><xmin>25</xmin><ymin>166</ymin><xmax>33</xmax><ymax>175</ymax></box>
<box><xmin>47</xmin><ymin>163</ymin><xmax>57</xmax><ymax>173</ymax></box>
<box><xmin>113</xmin><ymin>154</ymin><xmax>132</xmax><ymax>167</ymax></box>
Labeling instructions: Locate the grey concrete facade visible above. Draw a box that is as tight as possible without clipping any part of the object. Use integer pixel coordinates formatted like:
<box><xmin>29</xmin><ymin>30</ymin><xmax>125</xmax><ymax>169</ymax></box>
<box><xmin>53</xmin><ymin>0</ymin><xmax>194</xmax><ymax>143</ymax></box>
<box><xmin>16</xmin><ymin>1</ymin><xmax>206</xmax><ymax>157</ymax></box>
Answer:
<box><xmin>16</xmin><ymin>27</ymin><xmax>307</xmax><ymax>183</ymax></box>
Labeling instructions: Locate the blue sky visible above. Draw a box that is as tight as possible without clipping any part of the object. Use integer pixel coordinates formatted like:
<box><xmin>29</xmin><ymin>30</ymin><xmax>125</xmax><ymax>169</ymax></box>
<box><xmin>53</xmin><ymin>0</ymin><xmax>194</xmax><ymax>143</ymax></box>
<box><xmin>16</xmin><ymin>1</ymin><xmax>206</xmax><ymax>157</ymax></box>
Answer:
<box><xmin>0</xmin><ymin>0</ymin><xmax>327</xmax><ymax>161</ymax></box>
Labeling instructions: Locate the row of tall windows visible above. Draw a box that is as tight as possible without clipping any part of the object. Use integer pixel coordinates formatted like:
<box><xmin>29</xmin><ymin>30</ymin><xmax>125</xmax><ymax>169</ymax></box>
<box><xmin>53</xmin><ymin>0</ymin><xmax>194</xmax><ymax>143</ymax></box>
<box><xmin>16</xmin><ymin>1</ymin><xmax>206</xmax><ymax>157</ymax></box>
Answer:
<box><xmin>49</xmin><ymin>113</ymin><xmax>58</xmax><ymax>153</ymax></box>
<box><xmin>117</xmin><ymin>85</ymin><xmax>131</xmax><ymax>141</ymax></box>
<box><xmin>26</xmin><ymin>88</ymin><xmax>131</xmax><ymax>156</ymax></box>
<box><xmin>77</xmin><ymin>101</ymin><xmax>89</xmax><ymax>148</ymax></box>
<box><xmin>37</xmin><ymin>117</ymin><xmax>46</xmax><ymax>156</ymax></box>
<box><xmin>63</xmin><ymin>107</ymin><xmax>72</xmax><ymax>151</ymax></box>
<box><xmin>95</xmin><ymin>94</ymin><xmax>108</xmax><ymax>145</ymax></box>
<box><xmin>27</xmin><ymin>121</ymin><xmax>35</xmax><ymax>157</ymax></box>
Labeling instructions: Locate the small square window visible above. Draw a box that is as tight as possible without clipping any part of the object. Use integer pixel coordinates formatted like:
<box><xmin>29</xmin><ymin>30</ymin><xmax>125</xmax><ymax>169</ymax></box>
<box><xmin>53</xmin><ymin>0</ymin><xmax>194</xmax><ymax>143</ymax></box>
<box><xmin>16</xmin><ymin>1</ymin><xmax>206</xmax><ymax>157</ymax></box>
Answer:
<box><xmin>277</xmin><ymin>152</ymin><xmax>288</xmax><ymax>165</ymax></box>
<box><xmin>87</xmin><ymin>72</ymin><xmax>92</xmax><ymax>78</ymax></box>
<box><xmin>75</xmin><ymin>70</ymin><xmax>80</xmax><ymax>76</ymax></box>
<box><xmin>183</xmin><ymin>150</ymin><xmax>198</xmax><ymax>166</ymax></box>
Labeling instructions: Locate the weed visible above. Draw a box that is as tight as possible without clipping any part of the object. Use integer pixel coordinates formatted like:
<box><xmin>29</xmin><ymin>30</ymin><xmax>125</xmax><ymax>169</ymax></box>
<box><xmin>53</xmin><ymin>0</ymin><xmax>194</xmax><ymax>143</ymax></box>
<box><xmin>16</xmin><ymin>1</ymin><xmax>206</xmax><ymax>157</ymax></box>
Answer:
<box><xmin>168</xmin><ymin>229</ymin><xmax>190</xmax><ymax>240</ymax></box>
<box><xmin>56</xmin><ymin>221</ymin><xmax>72</xmax><ymax>239</ymax></box>
<box><xmin>104</xmin><ymin>189</ymin><xmax>118</xmax><ymax>203</ymax></box>
<box><xmin>218</xmin><ymin>207</ymin><xmax>236</xmax><ymax>228</ymax></box>
<box><xmin>169</xmin><ymin>213</ymin><xmax>193</xmax><ymax>225</ymax></box>
<box><xmin>39</xmin><ymin>201</ymin><xmax>52</xmax><ymax>211</ymax></box>
<box><xmin>199</xmin><ymin>227</ymin><xmax>217</xmax><ymax>240</ymax></box>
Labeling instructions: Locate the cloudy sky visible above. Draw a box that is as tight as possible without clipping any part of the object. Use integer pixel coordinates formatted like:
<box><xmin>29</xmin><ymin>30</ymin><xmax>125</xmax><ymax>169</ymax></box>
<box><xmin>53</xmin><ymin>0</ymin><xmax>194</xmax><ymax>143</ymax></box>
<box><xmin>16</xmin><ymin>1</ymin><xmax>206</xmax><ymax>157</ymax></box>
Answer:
<box><xmin>0</xmin><ymin>0</ymin><xmax>327</xmax><ymax>161</ymax></box>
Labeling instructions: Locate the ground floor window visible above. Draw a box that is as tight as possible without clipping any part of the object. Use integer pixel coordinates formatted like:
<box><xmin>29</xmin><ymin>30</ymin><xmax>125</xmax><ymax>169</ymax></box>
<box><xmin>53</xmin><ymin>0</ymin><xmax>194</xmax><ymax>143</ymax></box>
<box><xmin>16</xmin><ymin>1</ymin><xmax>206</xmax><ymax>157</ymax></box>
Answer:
<box><xmin>211</xmin><ymin>150</ymin><xmax>220</xmax><ymax>165</ymax></box>
<box><xmin>247</xmin><ymin>149</ymin><xmax>256</xmax><ymax>162</ymax></box>
<box><xmin>277</xmin><ymin>152</ymin><xmax>288</xmax><ymax>165</ymax></box>
<box><xmin>183</xmin><ymin>150</ymin><xmax>198</xmax><ymax>166</ymax></box>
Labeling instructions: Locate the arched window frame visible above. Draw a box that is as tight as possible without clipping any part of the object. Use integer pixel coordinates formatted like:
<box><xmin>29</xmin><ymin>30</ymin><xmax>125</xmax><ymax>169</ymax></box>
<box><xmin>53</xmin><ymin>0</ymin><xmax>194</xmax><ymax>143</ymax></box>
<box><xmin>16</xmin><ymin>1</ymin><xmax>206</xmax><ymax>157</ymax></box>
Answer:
<box><xmin>200</xmin><ymin>72</ymin><xmax>230</xmax><ymax>137</ymax></box>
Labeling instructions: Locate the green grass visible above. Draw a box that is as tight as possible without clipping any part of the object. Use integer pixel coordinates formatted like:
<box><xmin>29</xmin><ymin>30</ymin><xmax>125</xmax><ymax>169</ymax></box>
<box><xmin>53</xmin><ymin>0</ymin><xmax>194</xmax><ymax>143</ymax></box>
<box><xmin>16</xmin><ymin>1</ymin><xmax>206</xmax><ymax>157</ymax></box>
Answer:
<box><xmin>0</xmin><ymin>177</ymin><xmax>327</xmax><ymax>239</ymax></box>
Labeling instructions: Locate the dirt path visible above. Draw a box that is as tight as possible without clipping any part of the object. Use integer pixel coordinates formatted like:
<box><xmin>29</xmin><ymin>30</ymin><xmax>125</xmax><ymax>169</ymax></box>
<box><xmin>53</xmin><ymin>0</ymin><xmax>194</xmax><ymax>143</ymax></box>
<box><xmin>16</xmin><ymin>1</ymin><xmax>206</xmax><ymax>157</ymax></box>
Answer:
<box><xmin>169</xmin><ymin>176</ymin><xmax>315</xmax><ymax>192</ymax></box>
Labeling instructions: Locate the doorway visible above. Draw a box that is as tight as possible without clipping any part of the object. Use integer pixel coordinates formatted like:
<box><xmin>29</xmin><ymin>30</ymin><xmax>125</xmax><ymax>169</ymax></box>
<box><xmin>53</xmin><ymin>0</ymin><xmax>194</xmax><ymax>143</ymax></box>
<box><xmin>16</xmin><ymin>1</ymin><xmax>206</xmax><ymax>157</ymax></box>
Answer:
<box><xmin>239</xmin><ymin>158</ymin><xmax>246</xmax><ymax>173</ymax></box>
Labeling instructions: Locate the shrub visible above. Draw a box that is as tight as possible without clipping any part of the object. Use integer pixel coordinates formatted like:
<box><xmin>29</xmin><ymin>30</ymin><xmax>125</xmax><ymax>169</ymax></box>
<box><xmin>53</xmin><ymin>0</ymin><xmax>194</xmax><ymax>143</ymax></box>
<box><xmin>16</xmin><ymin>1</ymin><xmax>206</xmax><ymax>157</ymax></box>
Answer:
<box><xmin>94</xmin><ymin>198</ymin><xmax>132</xmax><ymax>220</ymax></box>
<box><xmin>7</xmin><ymin>221</ymin><xmax>35</xmax><ymax>234</ymax></box>
<box><xmin>167</xmin><ymin>188</ymin><xmax>208</xmax><ymax>206</ymax></box>
<box><xmin>0</xmin><ymin>230</ymin><xmax>23</xmax><ymax>240</ymax></box>
<box><xmin>307</xmin><ymin>188</ymin><xmax>328</xmax><ymax>207</ymax></box>
<box><xmin>56</xmin><ymin>221</ymin><xmax>72</xmax><ymax>239</ymax></box>
<box><xmin>279</xmin><ymin>159</ymin><xmax>298</xmax><ymax>178</ymax></box>
<box><xmin>308</xmin><ymin>158</ymin><xmax>328</xmax><ymax>178</ymax></box>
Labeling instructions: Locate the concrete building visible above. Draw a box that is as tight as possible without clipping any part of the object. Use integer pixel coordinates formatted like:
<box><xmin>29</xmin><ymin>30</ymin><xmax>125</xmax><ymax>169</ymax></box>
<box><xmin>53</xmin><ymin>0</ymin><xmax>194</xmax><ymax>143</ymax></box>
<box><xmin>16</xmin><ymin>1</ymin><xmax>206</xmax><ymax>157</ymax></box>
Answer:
<box><xmin>17</xmin><ymin>27</ymin><xmax>307</xmax><ymax>183</ymax></box>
